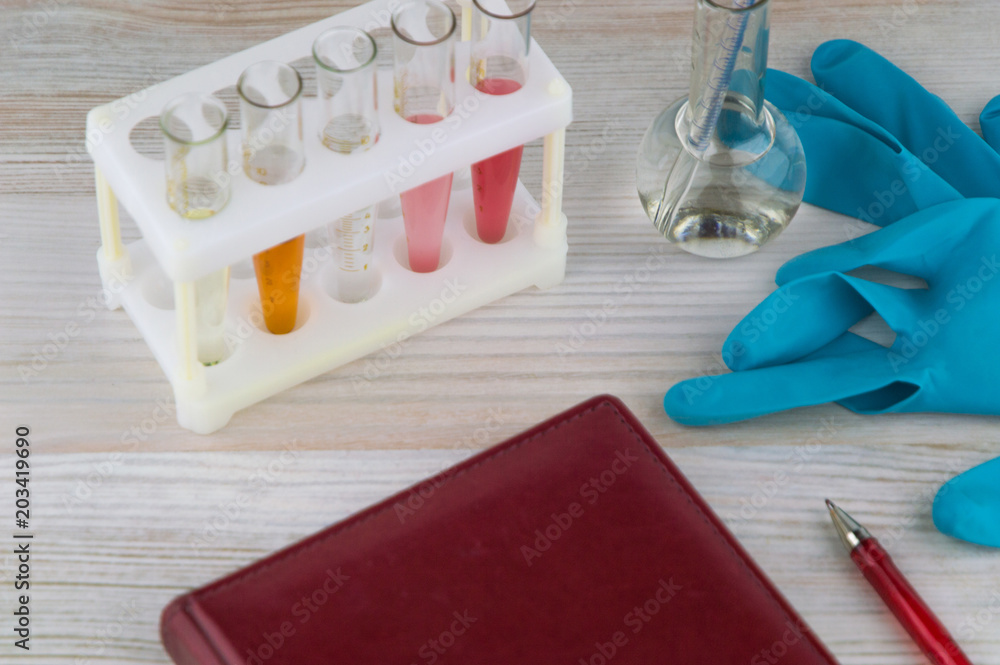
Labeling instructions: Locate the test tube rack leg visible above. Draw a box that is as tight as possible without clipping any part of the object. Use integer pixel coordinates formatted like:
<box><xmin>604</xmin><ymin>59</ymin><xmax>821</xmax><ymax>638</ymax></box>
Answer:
<box><xmin>88</xmin><ymin>0</ymin><xmax>572</xmax><ymax>434</ymax></box>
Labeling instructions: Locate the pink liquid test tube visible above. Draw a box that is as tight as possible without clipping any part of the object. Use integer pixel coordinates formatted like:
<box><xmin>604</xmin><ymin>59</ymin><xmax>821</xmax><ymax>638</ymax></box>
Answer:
<box><xmin>391</xmin><ymin>1</ymin><xmax>457</xmax><ymax>273</ymax></box>
<box><xmin>400</xmin><ymin>114</ymin><xmax>454</xmax><ymax>273</ymax></box>
<box><xmin>470</xmin><ymin>0</ymin><xmax>536</xmax><ymax>244</ymax></box>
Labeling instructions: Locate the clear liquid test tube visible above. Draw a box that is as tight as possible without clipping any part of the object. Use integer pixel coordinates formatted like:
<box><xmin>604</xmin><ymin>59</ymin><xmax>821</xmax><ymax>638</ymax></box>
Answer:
<box><xmin>159</xmin><ymin>93</ymin><xmax>231</xmax><ymax>365</ymax></box>
<box><xmin>194</xmin><ymin>266</ymin><xmax>230</xmax><ymax>365</ymax></box>
<box><xmin>392</xmin><ymin>0</ymin><xmax>457</xmax><ymax>273</ymax></box>
<box><xmin>314</xmin><ymin>27</ymin><xmax>381</xmax><ymax>301</ymax></box>
<box><xmin>470</xmin><ymin>0</ymin><xmax>535</xmax><ymax>243</ymax></box>
<box><xmin>313</xmin><ymin>26</ymin><xmax>380</xmax><ymax>154</ymax></box>
<box><xmin>329</xmin><ymin>204</ymin><xmax>377</xmax><ymax>303</ymax></box>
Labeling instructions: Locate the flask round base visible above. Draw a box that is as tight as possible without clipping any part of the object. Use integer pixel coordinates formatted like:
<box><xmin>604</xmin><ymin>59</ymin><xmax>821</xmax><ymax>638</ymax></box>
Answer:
<box><xmin>665</xmin><ymin>207</ymin><xmax>787</xmax><ymax>259</ymax></box>
<box><xmin>636</xmin><ymin>96</ymin><xmax>806</xmax><ymax>259</ymax></box>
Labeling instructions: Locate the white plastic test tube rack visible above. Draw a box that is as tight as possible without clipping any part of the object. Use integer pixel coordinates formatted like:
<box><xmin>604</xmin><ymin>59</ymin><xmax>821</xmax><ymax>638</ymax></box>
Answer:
<box><xmin>86</xmin><ymin>0</ymin><xmax>572</xmax><ymax>434</ymax></box>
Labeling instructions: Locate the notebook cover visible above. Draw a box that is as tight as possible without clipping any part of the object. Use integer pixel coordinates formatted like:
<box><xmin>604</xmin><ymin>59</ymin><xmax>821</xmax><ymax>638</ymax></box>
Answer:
<box><xmin>161</xmin><ymin>395</ymin><xmax>840</xmax><ymax>665</ymax></box>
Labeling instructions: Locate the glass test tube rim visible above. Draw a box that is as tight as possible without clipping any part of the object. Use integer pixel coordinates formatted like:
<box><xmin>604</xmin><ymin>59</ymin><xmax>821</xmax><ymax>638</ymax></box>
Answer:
<box><xmin>471</xmin><ymin>0</ymin><xmax>537</xmax><ymax>20</ymax></box>
<box><xmin>313</xmin><ymin>26</ymin><xmax>379</xmax><ymax>74</ymax></box>
<box><xmin>236</xmin><ymin>60</ymin><xmax>305</xmax><ymax>110</ymax></box>
<box><xmin>390</xmin><ymin>0</ymin><xmax>457</xmax><ymax>47</ymax></box>
<box><xmin>702</xmin><ymin>0</ymin><xmax>769</xmax><ymax>13</ymax></box>
<box><xmin>158</xmin><ymin>93</ymin><xmax>230</xmax><ymax>147</ymax></box>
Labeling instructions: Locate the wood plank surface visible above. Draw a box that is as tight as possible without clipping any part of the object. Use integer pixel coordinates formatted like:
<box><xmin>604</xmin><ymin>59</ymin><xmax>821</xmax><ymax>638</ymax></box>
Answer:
<box><xmin>1</xmin><ymin>0</ymin><xmax>999</xmax><ymax>662</ymax></box>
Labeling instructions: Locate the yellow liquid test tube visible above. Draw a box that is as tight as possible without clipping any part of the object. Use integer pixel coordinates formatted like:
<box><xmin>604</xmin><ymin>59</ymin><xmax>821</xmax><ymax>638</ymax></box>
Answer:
<box><xmin>252</xmin><ymin>235</ymin><xmax>305</xmax><ymax>335</ymax></box>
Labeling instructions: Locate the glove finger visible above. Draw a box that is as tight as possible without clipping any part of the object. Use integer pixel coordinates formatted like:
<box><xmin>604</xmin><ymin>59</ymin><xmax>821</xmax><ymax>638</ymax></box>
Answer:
<box><xmin>724</xmin><ymin>273</ymin><xmax>918</xmax><ymax>371</ymax></box>
<box><xmin>777</xmin><ymin>199</ymin><xmax>999</xmax><ymax>285</ymax></box>
<box><xmin>664</xmin><ymin>348</ymin><xmax>909</xmax><ymax>426</ymax></box>
<box><xmin>768</xmin><ymin>70</ymin><xmax>960</xmax><ymax>224</ymax></box>
<box><xmin>933</xmin><ymin>457</ymin><xmax>1000</xmax><ymax>548</ymax></box>
<box><xmin>979</xmin><ymin>95</ymin><xmax>1000</xmax><ymax>153</ymax></box>
<box><xmin>810</xmin><ymin>40</ymin><xmax>1000</xmax><ymax>199</ymax></box>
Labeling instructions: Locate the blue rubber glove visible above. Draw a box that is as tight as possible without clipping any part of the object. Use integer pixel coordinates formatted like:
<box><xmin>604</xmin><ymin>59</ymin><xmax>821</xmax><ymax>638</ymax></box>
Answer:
<box><xmin>764</xmin><ymin>40</ymin><xmax>1000</xmax><ymax>224</ymax></box>
<box><xmin>934</xmin><ymin>457</ymin><xmax>1000</xmax><ymax>548</ymax></box>
<box><xmin>671</xmin><ymin>41</ymin><xmax>1000</xmax><ymax>549</ymax></box>
<box><xmin>664</xmin><ymin>198</ymin><xmax>1000</xmax><ymax>425</ymax></box>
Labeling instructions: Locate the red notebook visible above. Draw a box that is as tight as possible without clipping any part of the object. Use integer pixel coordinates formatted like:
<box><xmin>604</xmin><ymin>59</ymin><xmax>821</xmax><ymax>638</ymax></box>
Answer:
<box><xmin>161</xmin><ymin>395</ymin><xmax>840</xmax><ymax>665</ymax></box>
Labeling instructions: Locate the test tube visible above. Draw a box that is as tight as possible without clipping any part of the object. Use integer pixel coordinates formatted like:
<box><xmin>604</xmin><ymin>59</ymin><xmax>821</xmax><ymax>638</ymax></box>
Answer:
<box><xmin>161</xmin><ymin>93</ymin><xmax>231</xmax><ymax>219</ymax></box>
<box><xmin>470</xmin><ymin>0</ymin><xmax>534</xmax><ymax>243</ymax></box>
<box><xmin>392</xmin><ymin>0</ymin><xmax>457</xmax><ymax>273</ymax></box>
<box><xmin>194</xmin><ymin>266</ymin><xmax>230</xmax><ymax>365</ymax></box>
<box><xmin>313</xmin><ymin>26</ymin><xmax>380</xmax><ymax>153</ymax></box>
<box><xmin>159</xmin><ymin>93</ymin><xmax>231</xmax><ymax>365</ymax></box>
<box><xmin>238</xmin><ymin>61</ymin><xmax>307</xmax><ymax>334</ymax></box>
<box><xmin>252</xmin><ymin>235</ymin><xmax>305</xmax><ymax>334</ymax></box>
<box><xmin>328</xmin><ymin>204</ymin><xmax>377</xmax><ymax>303</ymax></box>
<box><xmin>314</xmin><ymin>27</ymin><xmax>381</xmax><ymax>302</ymax></box>
<box><xmin>238</xmin><ymin>61</ymin><xmax>306</xmax><ymax>184</ymax></box>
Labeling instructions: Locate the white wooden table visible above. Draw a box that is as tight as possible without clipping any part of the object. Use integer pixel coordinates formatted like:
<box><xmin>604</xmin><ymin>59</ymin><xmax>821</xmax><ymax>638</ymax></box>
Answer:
<box><xmin>1</xmin><ymin>0</ymin><xmax>999</xmax><ymax>662</ymax></box>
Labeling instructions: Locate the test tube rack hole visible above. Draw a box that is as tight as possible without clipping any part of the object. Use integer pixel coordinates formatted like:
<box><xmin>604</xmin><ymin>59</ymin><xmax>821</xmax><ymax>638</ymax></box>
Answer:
<box><xmin>87</xmin><ymin>0</ymin><xmax>572</xmax><ymax>434</ymax></box>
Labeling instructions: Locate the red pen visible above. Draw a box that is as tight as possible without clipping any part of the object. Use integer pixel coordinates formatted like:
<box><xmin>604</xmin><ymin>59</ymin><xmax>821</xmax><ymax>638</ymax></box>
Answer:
<box><xmin>825</xmin><ymin>500</ymin><xmax>973</xmax><ymax>665</ymax></box>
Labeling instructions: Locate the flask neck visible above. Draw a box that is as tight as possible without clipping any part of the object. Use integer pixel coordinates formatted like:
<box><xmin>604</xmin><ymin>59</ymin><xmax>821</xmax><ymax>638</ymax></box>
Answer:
<box><xmin>685</xmin><ymin>0</ymin><xmax>770</xmax><ymax>156</ymax></box>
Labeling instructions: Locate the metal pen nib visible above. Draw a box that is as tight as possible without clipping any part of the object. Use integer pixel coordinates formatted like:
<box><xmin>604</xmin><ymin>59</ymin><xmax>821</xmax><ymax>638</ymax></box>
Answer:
<box><xmin>826</xmin><ymin>499</ymin><xmax>871</xmax><ymax>552</ymax></box>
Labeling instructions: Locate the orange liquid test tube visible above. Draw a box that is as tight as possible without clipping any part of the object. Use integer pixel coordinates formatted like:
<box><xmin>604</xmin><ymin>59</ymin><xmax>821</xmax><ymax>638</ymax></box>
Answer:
<box><xmin>252</xmin><ymin>234</ymin><xmax>305</xmax><ymax>334</ymax></box>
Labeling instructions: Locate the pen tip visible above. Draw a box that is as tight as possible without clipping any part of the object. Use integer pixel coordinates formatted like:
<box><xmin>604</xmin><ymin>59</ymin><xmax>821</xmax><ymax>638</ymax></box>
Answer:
<box><xmin>825</xmin><ymin>499</ymin><xmax>870</xmax><ymax>551</ymax></box>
